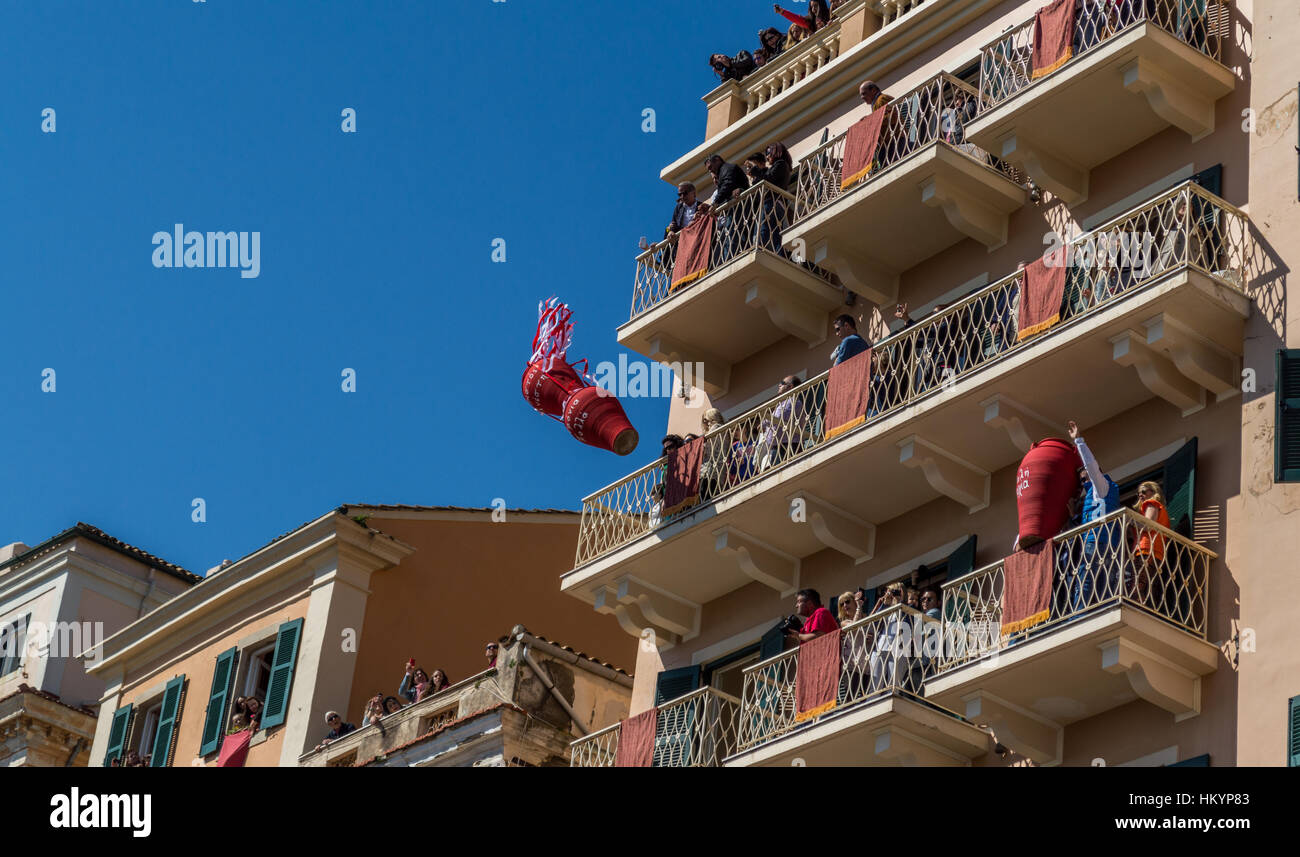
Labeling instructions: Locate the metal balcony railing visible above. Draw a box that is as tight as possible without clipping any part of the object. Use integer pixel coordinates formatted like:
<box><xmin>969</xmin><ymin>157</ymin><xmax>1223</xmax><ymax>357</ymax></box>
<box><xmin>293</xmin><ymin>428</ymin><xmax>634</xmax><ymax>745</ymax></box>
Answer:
<box><xmin>576</xmin><ymin>181</ymin><xmax>1249</xmax><ymax>568</ymax></box>
<box><xmin>941</xmin><ymin>507</ymin><xmax>1212</xmax><ymax>670</ymax></box>
<box><xmin>978</xmin><ymin>0</ymin><xmax>1229</xmax><ymax>110</ymax></box>
<box><xmin>632</xmin><ymin>181</ymin><xmax>821</xmax><ymax>319</ymax></box>
<box><xmin>569</xmin><ymin>687</ymin><xmax>742</xmax><ymax>767</ymax></box>
<box><xmin>791</xmin><ymin>72</ymin><xmax>1020</xmax><ymax>222</ymax></box>
<box><xmin>737</xmin><ymin>605</ymin><xmax>941</xmax><ymax>751</ymax></box>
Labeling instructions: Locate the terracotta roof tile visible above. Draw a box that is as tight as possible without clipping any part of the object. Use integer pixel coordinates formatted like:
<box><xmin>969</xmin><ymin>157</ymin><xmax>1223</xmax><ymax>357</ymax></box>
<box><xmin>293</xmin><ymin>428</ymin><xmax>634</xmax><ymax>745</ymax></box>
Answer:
<box><xmin>0</xmin><ymin>523</ymin><xmax>198</xmax><ymax>584</ymax></box>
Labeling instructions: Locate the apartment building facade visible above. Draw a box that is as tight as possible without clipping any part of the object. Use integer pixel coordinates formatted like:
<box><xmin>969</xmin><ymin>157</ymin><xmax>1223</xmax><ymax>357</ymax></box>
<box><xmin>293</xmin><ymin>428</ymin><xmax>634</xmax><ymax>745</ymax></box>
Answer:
<box><xmin>85</xmin><ymin>506</ymin><xmax>635</xmax><ymax>767</ymax></box>
<box><xmin>0</xmin><ymin>524</ymin><xmax>197</xmax><ymax>766</ymax></box>
<box><xmin>568</xmin><ymin>0</ymin><xmax>1300</xmax><ymax>767</ymax></box>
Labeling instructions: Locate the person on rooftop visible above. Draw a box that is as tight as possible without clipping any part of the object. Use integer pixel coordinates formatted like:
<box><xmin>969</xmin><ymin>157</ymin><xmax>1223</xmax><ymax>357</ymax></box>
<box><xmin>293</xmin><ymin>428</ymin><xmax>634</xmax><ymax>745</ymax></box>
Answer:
<box><xmin>755</xmin><ymin>27</ymin><xmax>787</xmax><ymax>67</ymax></box>
<box><xmin>320</xmin><ymin>711</ymin><xmax>355</xmax><ymax>746</ymax></box>
<box><xmin>774</xmin><ymin>1</ymin><xmax>832</xmax><ymax>34</ymax></box>
<box><xmin>485</xmin><ymin>641</ymin><xmax>499</xmax><ymax>668</ymax></box>
<box><xmin>398</xmin><ymin>664</ymin><xmax>429</xmax><ymax>704</ymax></box>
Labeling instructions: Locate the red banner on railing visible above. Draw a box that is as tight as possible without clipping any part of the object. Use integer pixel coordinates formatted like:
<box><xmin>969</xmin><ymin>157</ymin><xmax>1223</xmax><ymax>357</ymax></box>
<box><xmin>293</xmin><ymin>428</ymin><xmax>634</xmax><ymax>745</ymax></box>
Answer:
<box><xmin>795</xmin><ymin>629</ymin><xmax>841</xmax><ymax>721</ymax></box>
<box><xmin>1016</xmin><ymin>256</ymin><xmax>1067</xmax><ymax>341</ymax></box>
<box><xmin>825</xmin><ymin>347</ymin><xmax>873</xmax><ymax>439</ymax></box>
<box><xmin>670</xmin><ymin>211</ymin><xmax>715</xmax><ymax>291</ymax></box>
<box><xmin>614</xmin><ymin>707</ymin><xmax>658</xmax><ymax>767</ymax></box>
<box><xmin>840</xmin><ymin>108</ymin><xmax>890</xmax><ymax>190</ymax></box>
<box><xmin>1031</xmin><ymin>0</ymin><xmax>1076</xmax><ymax>79</ymax></box>
<box><xmin>663</xmin><ymin>436</ymin><xmax>704</xmax><ymax>516</ymax></box>
<box><xmin>1001</xmin><ymin>539</ymin><xmax>1054</xmax><ymax>635</ymax></box>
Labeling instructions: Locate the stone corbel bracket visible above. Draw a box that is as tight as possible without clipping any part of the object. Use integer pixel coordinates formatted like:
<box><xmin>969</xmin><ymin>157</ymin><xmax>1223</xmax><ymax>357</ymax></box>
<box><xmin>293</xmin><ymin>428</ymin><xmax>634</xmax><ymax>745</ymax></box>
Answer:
<box><xmin>898</xmin><ymin>435</ymin><xmax>990</xmax><ymax>513</ymax></box>
<box><xmin>787</xmin><ymin>490</ymin><xmax>876</xmax><ymax>564</ymax></box>
<box><xmin>713</xmin><ymin>525</ymin><xmax>800</xmax><ymax>596</ymax></box>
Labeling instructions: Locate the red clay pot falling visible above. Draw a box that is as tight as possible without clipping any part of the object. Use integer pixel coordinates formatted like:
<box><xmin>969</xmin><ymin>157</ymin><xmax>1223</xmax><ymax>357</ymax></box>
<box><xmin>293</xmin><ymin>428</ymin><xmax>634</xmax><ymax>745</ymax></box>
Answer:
<box><xmin>562</xmin><ymin>386</ymin><xmax>639</xmax><ymax>456</ymax></box>
<box><xmin>522</xmin><ymin>361</ymin><xmax>586</xmax><ymax>417</ymax></box>
<box><xmin>1014</xmin><ymin>438</ymin><xmax>1080</xmax><ymax>550</ymax></box>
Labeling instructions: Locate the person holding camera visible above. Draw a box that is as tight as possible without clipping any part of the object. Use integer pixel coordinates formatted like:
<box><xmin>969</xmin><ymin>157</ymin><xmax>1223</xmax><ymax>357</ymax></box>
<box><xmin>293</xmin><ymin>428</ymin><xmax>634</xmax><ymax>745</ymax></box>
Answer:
<box><xmin>785</xmin><ymin>588</ymin><xmax>839</xmax><ymax>642</ymax></box>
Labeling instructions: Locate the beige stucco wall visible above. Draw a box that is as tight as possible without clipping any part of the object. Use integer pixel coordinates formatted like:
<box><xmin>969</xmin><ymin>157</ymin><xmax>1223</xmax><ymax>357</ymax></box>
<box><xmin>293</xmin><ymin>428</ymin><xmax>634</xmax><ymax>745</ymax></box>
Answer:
<box><xmin>350</xmin><ymin>515</ymin><xmax>636</xmax><ymax>726</ymax></box>
<box><xmin>107</xmin><ymin>581</ymin><xmax>313</xmax><ymax>768</ymax></box>
<box><xmin>1231</xmin><ymin>0</ymin><xmax>1300</xmax><ymax>767</ymax></box>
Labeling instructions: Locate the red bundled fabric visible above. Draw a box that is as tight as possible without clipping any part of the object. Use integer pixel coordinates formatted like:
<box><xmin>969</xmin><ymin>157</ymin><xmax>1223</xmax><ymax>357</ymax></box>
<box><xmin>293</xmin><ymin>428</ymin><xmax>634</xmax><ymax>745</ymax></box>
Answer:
<box><xmin>670</xmin><ymin>211</ymin><xmax>715</xmax><ymax>291</ymax></box>
<box><xmin>218</xmin><ymin>731</ymin><xmax>252</xmax><ymax>767</ymax></box>
<box><xmin>663</xmin><ymin>436</ymin><xmax>704</xmax><ymax>515</ymax></box>
<box><xmin>1015</xmin><ymin>438</ymin><xmax>1080</xmax><ymax>549</ymax></box>
<box><xmin>825</xmin><ymin>347</ymin><xmax>872</xmax><ymax>440</ymax></box>
<box><xmin>795</xmin><ymin>629</ymin><xmax>841</xmax><ymax>721</ymax></box>
<box><xmin>1002</xmin><ymin>539</ymin><xmax>1055</xmax><ymax>634</ymax></box>
<box><xmin>562</xmin><ymin>387</ymin><xmax>639</xmax><ymax>456</ymax></box>
<box><xmin>1016</xmin><ymin>256</ymin><xmax>1068</xmax><ymax>341</ymax></box>
<box><xmin>840</xmin><ymin>108</ymin><xmax>890</xmax><ymax>190</ymax></box>
<box><xmin>1031</xmin><ymin>0</ymin><xmax>1076</xmax><ymax>79</ymax></box>
<box><xmin>615</xmin><ymin>707</ymin><xmax>658</xmax><ymax>767</ymax></box>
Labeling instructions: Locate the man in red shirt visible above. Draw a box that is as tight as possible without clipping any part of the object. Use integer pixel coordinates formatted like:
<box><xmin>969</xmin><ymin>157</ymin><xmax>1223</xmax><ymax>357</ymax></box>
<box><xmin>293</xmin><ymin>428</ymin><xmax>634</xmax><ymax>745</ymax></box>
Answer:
<box><xmin>786</xmin><ymin>589</ymin><xmax>840</xmax><ymax>642</ymax></box>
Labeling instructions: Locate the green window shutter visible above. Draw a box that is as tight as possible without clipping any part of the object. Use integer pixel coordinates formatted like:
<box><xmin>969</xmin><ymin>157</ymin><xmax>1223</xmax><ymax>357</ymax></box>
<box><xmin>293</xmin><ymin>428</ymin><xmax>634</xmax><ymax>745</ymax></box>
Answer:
<box><xmin>149</xmin><ymin>676</ymin><xmax>186</xmax><ymax>768</ymax></box>
<box><xmin>1163</xmin><ymin>437</ymin><xmax>1198</xmax><ymax>537</ymax></box>
<box><xmin>260</xmin><ymin>618</ymin><xmax>304</xmax><ymax>730</ymax></box>
<box><xmin>199</xmin><ymin>647</ymin><xmax>239</xmax><ymax>755</ymax></box>
<box><xmin>654</xmin><ymin>665</ymin><xmax>701</xmax><ymax>705</ymax></box>
<box><xmin>1277</xmin><ymin>351</ymin><xmax>1300</xmax><ymax>483</ymax></box>
<box><xmin>0</xmin><ymin>613</ymin><xmax>30</xmax><ymax>675</ymax></box>
<box><xmin>1289</xmin><ymin>695</ymin><xmax>1300</xmax><ymax>767</ymax></box>
<box><xmin>946</xmin><ymin>535</ymin><xmax>978</xmax><ymax>581</ymax></box>
<box><xmin>760</xmin><ymin>625</ymin><xmax>788</xmax><ymax>661</ymax></box>
<box><xmin>103</xmin><ymin>704</ymin><xmax>133</xmax><ymax>767</ymax></box>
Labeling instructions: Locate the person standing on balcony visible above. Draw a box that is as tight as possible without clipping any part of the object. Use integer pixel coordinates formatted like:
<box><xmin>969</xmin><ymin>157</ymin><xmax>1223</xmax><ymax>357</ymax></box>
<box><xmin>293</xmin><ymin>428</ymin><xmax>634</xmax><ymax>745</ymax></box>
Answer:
<box><xmin>703</xmin><ymin>154</ymin><xmax>749</xmax><ymax>264</ymax></box>
<box><xmin>746</xmin><ymin>143</ymin><xmax>794</xmax><ymax>252</ymax></box>
<box><xmin>786</xmin><ymin>588</ymin><xmax>839</xmax><ymax>642</ymax></box>
<box><xmin>761</xmin><ymin>374</ymin><xmax>805</xmax><ymax>469</ymax></box>
<box><xmin>1130</xmin><ymin>480</ymin><xmax>1171</xmax><ymax>608</ymax></box>
<box><xmin>859</xmin><ymin>79</ymin><xmax>894</xmax><ymax>112</ymax></box>
<box><xmin>1067</xmin><ymin>419</ymin><xmax>1121</xmax><ymax>612</ymax></box>
<box><xmin>667</xmin><ymin>182</ymin><xmax>700</xmax><ymax>236</ymax></box>
<box><xmin>830</xmin><ymin>314</ymin><xmax>870</xmax><ymax>366</ymax></box>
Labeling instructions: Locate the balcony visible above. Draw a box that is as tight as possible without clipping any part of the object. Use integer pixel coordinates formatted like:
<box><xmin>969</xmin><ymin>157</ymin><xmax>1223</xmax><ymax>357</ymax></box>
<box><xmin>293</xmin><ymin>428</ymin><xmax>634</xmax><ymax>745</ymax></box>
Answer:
<box><xmin>569</xmin><ymin>686</ymin><xmax>741</xmax><ymax>767</ymax></box>
<box><xmin>967</xmin><ymin>0</ymin><xmax>1235</xmax><ymax>204</ymax></box>
<box><xmin>784</xmin><ymin>73</ymin><xmax>1025</xmax><ymax>304</ymax></box>
<box><xmin>727</xmin><ymin>605</ymin><xmax>991</xmax><ymax>766</ymax></box>
<box><xmin>622</xmin><ymin>181</ymin><xmax>843</xmax><ymax>395</ymax></box>
<box><xmin>702</xmin><ymin>1</ymin><xmax>949</xmax><ymax>140</ymax></box>
<box><xmin>565</xmin><ymin>182</ymin><xmax>1249</xmax><ymax>646</ymax></box>
<box><xmin>926</xmin><ymin>508</ymin><xmax>1218</xmax><ymax>764</ymax></box>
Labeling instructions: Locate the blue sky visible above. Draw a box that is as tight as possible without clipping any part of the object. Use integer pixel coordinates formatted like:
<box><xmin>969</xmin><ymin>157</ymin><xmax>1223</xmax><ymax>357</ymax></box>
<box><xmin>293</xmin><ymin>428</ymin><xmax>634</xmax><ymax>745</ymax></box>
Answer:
<box><xmin>0</xmin><ymin>0</ymin><xmax>804</xmax><ymax>573</ymax></box>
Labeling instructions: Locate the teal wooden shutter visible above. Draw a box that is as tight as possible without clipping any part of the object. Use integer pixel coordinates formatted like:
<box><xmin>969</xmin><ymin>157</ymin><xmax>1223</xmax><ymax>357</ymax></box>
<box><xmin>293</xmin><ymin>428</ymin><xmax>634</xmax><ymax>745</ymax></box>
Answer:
<box><xmin>653</xmin><ymin>666</ymin><xmax>700</xmax><ymax>766</ymax></box>
<box><xmin>1164</xmin><ymin>438</ymin><xmax>1198</xmax><ymax>537</ymax></box>
<box><xmin>946</xmin><ymin>535</ymin><xmax>978</xmax><ymax>581</ymax></box>
<box><xmin>760</xmin><ymin>625</ymin><xmax>787</xmax><ymax>661</ymax></box>
<box><xmin>1289</xmin><ymin>695</ymin><xmax>1300</xmax><ymax>767</ymax></box>
<box><xmin>199</xmin><ymin>647</ymin><xmax>239</xmax><ymax>755</ymax></box>
<box><xmin>1276</xmin><ymin>351</ymin><xmax>1300</xmax><ymax>482</ymax></box>
<box><xmin>260</xmin><ymin>618</ymin><xmax>304</xmax><ymax>729</ymax></box>
<box><xmin>0</xmin><ymin>613</ymin><xmax>29</xmax><ymax>675</ymax></box>
<box><xmin>149</xmin><ymin>676</ymin><xmax>186</xmax><ymax>767</ymax></box>
<box><xmin>654</xmin><ymin>665</ymin><xmax>701</xmax><ymax>705</ymax></box>
<box><xmin>103</xmin><ymin>704</ymin><xmax>133</xmax><ymax>766</ymax></box>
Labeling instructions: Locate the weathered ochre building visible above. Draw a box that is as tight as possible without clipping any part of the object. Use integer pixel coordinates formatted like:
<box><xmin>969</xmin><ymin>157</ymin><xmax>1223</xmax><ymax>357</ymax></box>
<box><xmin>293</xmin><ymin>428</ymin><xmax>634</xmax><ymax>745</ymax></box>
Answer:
<box><xmin>0</xmin><ymin>524</ymin><xmax>197</xmax><ymax>766</ymax></box>
<box><xmin>85</xmin><ymin>506</ymin><xmax>634</xmax><ymax>767</ymax></box>
<box><xmin>568</xmin><ymin>0</ymin><xmax>1300</xmax><ymax>767</ymax></box>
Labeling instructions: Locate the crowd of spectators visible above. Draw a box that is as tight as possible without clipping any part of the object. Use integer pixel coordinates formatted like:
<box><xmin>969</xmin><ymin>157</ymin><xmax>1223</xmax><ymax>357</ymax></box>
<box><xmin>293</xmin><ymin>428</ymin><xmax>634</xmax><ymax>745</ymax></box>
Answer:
<box><xmin>313</xmin><ymin>640</ymin><xmax>504</xmax><ymax>750</ymax></box>
<box><xmin>708</xmin><ymin>2</ymin><xmax>846</xmax><ymax>84</ymax></box>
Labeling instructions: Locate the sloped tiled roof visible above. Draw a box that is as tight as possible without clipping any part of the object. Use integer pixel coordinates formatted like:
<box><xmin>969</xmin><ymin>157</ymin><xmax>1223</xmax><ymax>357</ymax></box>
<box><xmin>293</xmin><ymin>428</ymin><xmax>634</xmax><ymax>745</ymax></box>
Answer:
<box><xmin>0</xmin><ymin>523</ymin><xmax>199</xmax><ymax>584</ymax></box>
<box><xmin>524</xmin><ymin>632</ymin><xmax>630</xmax><ymax>677</ymax></box>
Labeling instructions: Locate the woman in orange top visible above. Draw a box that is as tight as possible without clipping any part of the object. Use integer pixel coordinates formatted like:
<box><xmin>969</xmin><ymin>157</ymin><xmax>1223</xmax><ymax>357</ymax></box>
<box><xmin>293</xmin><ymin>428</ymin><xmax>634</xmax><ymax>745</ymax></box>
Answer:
<box><xmin>1129</xmin><ymin>480</ymin><xmax>1170</xmax><ymax>605</ymax></box>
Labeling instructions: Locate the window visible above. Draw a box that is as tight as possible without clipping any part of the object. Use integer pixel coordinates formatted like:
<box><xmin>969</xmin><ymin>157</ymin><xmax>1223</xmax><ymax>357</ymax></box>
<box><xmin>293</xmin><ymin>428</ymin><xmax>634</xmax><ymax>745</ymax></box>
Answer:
<box><xmin>703</xmin><ymin>645</ymin><xmax>760</xmax><ymax>700</ymax></box>
<box><xmin>133</xmin><ymin>701</ymin><xmax>163</xmax><ymax>762</ymax></box>
<box><xmin>0</xmin><ymin>614</ymin><xmax>30</xmax><ymax>676</ymax></box>
<box><xmin>242</xmin><ymin>643</ymin><xmax>276</xmax><ymax>699</ymax></box>
<box><xmin>1277</xmin><ymin>351</ymin><xmax>1300</xmax><ymax>483</ymax></box>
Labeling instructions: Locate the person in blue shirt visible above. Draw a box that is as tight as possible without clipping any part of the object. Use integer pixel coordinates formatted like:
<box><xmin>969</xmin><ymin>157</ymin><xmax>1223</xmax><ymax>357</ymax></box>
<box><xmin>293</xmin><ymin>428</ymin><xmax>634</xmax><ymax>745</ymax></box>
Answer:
<box><xmin>830</xmin><ymin>314</ymin><xmax>871</xmax><ymax>366</ymax></box>
<box><xmin>1067</xmin><ymin>419</ymin><xmax>1121</xmax><ymax>613</ymax></box>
